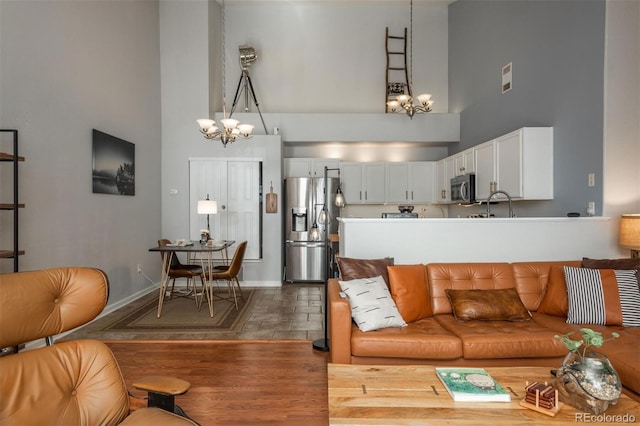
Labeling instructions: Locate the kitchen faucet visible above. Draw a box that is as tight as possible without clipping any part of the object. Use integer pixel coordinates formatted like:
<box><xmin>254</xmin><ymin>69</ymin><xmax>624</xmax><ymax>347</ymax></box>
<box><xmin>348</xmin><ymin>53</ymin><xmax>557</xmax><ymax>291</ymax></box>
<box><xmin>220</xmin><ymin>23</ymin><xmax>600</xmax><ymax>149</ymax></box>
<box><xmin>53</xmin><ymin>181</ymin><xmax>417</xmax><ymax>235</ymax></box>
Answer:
<box><xmin>486</xmin><ymin>190</ymin><xmax>514</xmax><ymax>218</ymax></box>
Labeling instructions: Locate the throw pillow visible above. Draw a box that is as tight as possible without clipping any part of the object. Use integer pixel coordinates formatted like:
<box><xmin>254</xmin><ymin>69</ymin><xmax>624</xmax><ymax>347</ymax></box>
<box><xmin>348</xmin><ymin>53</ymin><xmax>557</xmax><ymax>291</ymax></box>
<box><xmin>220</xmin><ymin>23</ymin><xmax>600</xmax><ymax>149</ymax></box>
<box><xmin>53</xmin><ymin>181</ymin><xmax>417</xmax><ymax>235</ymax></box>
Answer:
<box><xmin>387</xmin><ymin>264</ymin><xmax>433</xmax><ymax>322</ymax></box>
<box><xmin>336</xmin><ymin>256</ymin><xmax>394</xmax><ymax>286</ymax></box>
<box><xmin>582</xmin><ymin>257</ymin><xmax>640</xmax><ymax>283</ymax></box>
<box><xmin>445</xmin><ymin>288</ymin><xmax>531</xmax><ymax>321</ymax></box>
<box><xmin>338</xmin><ymin>275</ymin><xmax>407</xmax><ymax>332</ymax></box>
<box><xmin>563</xmin><ymin>266</ymin><xmax>640</xmax><ymax>327</ymax></box>
<box><xmin>536</xmin><ymin>266</ymin><xmax>569</xmax><ymax>317</ymax></box>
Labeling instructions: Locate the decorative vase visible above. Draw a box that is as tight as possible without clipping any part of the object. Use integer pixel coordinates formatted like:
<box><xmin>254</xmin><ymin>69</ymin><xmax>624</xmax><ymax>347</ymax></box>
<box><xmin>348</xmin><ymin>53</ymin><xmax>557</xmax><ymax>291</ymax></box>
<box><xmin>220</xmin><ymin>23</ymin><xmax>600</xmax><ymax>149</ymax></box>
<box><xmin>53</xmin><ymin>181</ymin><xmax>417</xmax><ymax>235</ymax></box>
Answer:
<box><xmin>553</xmin><ymin>350</ymin><xmax>622</xmax><ymax>415</ymax></box>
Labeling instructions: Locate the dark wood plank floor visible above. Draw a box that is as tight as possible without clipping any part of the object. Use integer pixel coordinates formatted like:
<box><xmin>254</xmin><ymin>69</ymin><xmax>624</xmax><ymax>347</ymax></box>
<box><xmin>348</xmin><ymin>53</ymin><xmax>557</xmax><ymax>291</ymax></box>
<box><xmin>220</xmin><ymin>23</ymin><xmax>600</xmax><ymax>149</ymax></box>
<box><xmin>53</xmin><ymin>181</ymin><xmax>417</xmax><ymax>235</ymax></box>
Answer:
<box><xmin>106</xmin><ymin>340</ymin><xmax>330</xmax><ymax>426</ymax></box>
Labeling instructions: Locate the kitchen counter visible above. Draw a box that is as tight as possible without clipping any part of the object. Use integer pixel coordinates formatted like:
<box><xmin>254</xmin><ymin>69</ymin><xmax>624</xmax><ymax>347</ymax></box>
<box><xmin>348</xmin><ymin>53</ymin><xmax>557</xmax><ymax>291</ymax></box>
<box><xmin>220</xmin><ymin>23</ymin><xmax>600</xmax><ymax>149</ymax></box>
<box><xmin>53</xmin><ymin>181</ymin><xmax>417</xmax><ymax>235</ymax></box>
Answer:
<box><xmin>338</xmin><ymin>216</ymin><xmax>621</xmax><ymax>264</ymax></box>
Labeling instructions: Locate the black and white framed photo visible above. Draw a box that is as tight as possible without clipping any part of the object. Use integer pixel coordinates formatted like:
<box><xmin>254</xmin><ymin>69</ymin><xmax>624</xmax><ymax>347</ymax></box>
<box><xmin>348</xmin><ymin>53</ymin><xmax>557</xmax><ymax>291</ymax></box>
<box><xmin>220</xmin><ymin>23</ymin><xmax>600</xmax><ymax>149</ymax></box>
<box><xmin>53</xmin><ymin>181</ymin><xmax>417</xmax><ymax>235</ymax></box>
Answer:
<box><xmin>92</xmin><ymin>129</ymin><xmax>135</xmax><ymax>196</ymax></box>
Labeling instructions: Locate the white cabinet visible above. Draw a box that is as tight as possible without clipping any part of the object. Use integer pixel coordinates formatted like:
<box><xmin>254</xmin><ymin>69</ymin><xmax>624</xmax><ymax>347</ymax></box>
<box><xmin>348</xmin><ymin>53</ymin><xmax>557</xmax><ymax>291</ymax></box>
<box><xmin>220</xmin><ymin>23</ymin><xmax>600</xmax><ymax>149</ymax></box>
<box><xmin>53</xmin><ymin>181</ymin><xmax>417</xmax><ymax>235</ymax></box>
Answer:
<box><xmin>452</xmin><ymin>147</ymin><xmax>475</xmax><ymax>177</ymax></box>
<box><xmin>409</xmin><ymin>162</ymin><xmax>436</xmax><ymax>203</ymax></box>
<box><xmin>496</xmin><ymin>127</ymin><xmax>553</xmax><ymax>199</ymax></box>
<box><xmin>474</xmin><ymin>127</ymin><xmax>553</xmax><ymax>201</ymax></box>
<box><xmin>474</xmin><ymin>140</ymin><xmax>496</xmax><ymax>200</ymax></box>
<box><xmin>284</xmin><ymin>158</ymin><xmax>339</xmax><ymax>177</ymax></box>
<box><xmin>340</xmin><ymin>162</ymin><xmax>385</xmax><ymax>204</ymax></box>
<box><xmin>385</xmin><ymin>162</ymin><xmax>436</xmax><ymax>203</ymax></box>
<box><xmin>385</xmin><ymin>163</ymin><xmax>409</xmax><ymax>203</ymax></box>
<box><xmin>436</xmin><ymin>159</ymin><xmax>450</xmax><ymax>203</ymax></box>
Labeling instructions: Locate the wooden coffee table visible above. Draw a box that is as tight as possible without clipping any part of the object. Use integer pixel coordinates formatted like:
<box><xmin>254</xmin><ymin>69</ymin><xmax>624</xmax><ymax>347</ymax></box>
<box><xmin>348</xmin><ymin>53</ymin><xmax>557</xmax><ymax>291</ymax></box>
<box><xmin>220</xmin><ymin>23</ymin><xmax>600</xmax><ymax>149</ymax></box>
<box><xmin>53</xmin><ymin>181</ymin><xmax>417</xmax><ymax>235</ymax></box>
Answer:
<box><xmin>328</xmin><ymin>364</ymin><xmax>640</xmax><ymax>425</ymax></box>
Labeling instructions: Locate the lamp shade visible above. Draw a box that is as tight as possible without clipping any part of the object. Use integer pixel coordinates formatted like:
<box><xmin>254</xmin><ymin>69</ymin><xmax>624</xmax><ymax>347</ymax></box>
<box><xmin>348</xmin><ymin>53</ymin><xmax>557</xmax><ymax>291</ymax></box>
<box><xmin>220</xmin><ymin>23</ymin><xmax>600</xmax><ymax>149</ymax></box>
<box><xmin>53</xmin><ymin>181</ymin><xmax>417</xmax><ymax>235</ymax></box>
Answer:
<box><xmin>197</xmin><ymin>199</ymin><xmax>218</xmax><ymax>215</ymax></box>
<box><xmin>620</xmin><ymin>214</ymin><xmax>640</xmax><ymax>249</ymax></box>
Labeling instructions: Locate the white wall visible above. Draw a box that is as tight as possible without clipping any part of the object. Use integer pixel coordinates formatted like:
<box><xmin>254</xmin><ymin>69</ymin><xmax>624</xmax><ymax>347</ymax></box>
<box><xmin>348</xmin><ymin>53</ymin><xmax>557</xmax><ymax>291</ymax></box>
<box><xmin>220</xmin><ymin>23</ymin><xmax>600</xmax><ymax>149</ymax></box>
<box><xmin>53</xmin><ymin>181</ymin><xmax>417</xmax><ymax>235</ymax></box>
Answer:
<box><xmin>603</xmin><ymin>0</ymin><xmax>640</xmax><ymax>257</ymax></box>
<box><xmin>223</xmin><ymin>1</ymin><xmax>450</xmax><ymax>114</ymax></box>
<box><xmin>160</xmin><ymin>1</ymin><xmax>283</xmax><ymax>285</ymax></box>
<box><xmin>0</xmin><ymin>0</ymin><xmax>162</xmax><ymax>303</ymax></box>
<box><xmin>340</xmin><ymin>217</ymin><xmax>618</xmax><ymax>264</ymax></box>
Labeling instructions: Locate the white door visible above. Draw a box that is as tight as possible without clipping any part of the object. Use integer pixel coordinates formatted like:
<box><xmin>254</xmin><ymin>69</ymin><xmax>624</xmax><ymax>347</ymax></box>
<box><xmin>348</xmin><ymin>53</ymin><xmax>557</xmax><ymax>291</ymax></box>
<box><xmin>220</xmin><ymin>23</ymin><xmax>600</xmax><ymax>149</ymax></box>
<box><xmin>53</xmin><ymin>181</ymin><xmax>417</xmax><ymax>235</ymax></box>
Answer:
<box><xmin>190</xmin><ymin>159</ymin><xmax>261</xmax><ymax>259</ymax></box>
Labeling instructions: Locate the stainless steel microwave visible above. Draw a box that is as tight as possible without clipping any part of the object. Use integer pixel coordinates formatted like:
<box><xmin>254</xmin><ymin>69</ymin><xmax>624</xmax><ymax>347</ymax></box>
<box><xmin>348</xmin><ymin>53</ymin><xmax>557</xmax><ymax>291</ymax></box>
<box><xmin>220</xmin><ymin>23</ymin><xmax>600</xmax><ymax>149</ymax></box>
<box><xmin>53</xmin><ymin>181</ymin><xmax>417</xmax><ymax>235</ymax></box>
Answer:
<box><xmin>450</xmin><ymin>173</ymin><xmax>476</xmax><ymax>203</ymax></box>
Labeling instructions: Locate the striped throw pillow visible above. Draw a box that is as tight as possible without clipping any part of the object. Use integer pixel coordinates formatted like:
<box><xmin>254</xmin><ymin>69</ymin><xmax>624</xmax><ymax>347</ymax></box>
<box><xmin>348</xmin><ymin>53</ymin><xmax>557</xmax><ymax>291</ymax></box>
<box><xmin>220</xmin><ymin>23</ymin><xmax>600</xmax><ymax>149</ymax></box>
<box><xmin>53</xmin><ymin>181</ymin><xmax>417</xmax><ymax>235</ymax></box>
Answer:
<box><xmin>563</xmin><ymin>266</ymin><xmax>640</xmax><ymax>327</ymax></box>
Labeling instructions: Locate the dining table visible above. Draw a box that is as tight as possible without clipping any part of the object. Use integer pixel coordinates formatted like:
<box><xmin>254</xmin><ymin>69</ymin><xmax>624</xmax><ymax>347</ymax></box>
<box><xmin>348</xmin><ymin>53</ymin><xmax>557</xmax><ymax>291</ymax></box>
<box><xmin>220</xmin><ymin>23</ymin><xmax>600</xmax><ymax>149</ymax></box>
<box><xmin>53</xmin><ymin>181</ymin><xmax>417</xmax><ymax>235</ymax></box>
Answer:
<box><xmin>149</xmin><ymin>240</ymin><xmax>235</xmax><ymax>318</ymax></box>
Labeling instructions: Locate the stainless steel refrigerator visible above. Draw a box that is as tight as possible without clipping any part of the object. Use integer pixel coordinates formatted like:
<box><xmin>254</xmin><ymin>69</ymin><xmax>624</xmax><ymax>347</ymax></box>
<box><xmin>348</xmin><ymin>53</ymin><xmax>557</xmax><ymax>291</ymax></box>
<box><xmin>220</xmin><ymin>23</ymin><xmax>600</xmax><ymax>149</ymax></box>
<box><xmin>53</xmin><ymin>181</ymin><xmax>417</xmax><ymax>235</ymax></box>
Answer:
<box><xmin>284</xmin><ymin>177</ymin><xmax>339</xmax><ymax>282</ymax></box>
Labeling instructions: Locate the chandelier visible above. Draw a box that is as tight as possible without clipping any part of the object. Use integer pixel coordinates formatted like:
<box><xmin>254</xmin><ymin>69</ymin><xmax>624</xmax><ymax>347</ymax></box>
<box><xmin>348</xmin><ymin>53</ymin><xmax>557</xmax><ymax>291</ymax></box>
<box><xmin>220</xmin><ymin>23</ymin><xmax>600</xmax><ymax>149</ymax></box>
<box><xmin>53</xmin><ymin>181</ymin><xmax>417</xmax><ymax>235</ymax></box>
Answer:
<box><xmin>386</xmin><ymin>0</ymin><xmax>434</xmax><ymax>119</ymax></box>
<box><xmin>196</xmin><ymin>111</ymin><xmax>254</xmax><ymax>148</ymax></box>
<box><xmin>196</xmin><ymin>0</ymin><xmax>254</xmax><ymax>147</ymax></box>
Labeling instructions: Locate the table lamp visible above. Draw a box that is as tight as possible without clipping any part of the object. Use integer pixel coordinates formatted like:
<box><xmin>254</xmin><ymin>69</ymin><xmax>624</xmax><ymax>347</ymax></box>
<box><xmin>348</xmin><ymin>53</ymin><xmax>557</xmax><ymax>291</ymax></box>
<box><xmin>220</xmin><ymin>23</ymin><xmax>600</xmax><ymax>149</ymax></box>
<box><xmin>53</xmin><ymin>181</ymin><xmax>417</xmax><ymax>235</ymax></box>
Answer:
<box><xmin>619</xmin><ymin>214</ymin><xmax>640</xmax><ymax>258</ymax></box>
<box><xmin>197</xmin><ymin>194</ymin><xmax>218</xmax><ymax>240</ymax></box>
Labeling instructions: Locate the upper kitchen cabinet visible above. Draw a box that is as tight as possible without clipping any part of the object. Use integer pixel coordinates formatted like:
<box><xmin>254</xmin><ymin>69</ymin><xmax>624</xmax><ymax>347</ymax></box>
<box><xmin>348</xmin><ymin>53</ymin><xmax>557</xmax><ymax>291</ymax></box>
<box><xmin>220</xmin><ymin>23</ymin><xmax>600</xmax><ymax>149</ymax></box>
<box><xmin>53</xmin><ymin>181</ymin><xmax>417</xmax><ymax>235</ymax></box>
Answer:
<box><xmin>340</xmin><ymin>162</ymin><xmax>385</xmax><ymax>204</ymax></box>
<box><xmin>452</xmin><ymin>147</ymin><xmax>475</xmax><ymax>177</ymax></box>
<box><xmin>385</xmin><ymin>162</ymin><xmax>436</xmax><ymax>203</ymax></box>
<box><xmin>475</xmin><ymin>127</ymin><xmax>553</xmax><ymax>201</ymax></box>
<box><xmin>436</xmin><ymin>159</ymin><xmax>450</xmax><ymax>203</ymax></box>
<box><xmin>474</xmin><ymin>140</ymin><xmax>496</xmax><ymax>200</ymax></box>
<box><xmin>284</xmin><ymin>158</ymin><xmax>339</xmax><ymax>178</ymax></box>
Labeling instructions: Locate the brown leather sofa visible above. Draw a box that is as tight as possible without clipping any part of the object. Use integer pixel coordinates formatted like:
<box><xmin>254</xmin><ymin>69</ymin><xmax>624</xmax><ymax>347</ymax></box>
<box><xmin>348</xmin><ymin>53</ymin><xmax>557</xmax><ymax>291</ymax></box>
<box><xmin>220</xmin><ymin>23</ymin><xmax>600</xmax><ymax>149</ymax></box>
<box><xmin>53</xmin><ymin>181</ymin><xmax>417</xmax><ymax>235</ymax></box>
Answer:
<box><xmin>0</xmin><ymin>267</ymin><xmax>198</xmax><ymax>425</ymax></box>
<box><xmin>328</xmin><ymin>261</ymin><xmax>640</xmax><ymax>401</ymax></box>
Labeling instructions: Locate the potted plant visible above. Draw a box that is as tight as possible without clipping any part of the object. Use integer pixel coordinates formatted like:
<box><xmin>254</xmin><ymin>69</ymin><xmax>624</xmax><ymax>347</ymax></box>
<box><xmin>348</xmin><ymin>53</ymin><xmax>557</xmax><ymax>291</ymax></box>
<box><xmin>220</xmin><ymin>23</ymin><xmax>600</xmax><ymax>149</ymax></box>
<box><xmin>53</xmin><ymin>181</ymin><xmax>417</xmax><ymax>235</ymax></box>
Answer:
<box><xmin>554</xmin><ymin>328</ymin><xmax>622</xmax><ymax>414</ymax></box>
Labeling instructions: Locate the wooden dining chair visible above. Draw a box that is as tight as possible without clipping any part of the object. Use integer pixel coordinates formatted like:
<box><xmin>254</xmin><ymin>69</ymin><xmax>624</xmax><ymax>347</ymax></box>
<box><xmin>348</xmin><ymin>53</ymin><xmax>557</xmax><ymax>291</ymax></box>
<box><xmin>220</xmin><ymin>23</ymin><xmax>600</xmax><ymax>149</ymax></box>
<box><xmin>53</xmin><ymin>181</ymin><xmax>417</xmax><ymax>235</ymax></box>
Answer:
<box><xmin>157</xmin><ymin>239</ymin><xmax>206</xmax><ymax>308</ymax></box>
<box><xmin>206</xmin><ymin>241</ymin><xmax>247</xmax><ymax>312</ymax></box>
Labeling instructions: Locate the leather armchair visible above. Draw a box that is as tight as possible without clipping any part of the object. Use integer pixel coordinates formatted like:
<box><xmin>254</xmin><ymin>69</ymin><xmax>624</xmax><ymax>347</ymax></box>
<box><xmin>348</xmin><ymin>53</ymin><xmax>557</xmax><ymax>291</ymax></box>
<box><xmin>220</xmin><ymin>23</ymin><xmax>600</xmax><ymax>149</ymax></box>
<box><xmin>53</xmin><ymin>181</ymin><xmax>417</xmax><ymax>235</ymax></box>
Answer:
<box><xmin>0</xmin><ymin>267</ymin><xmax>198</xmax><ymax>425</ymax></box>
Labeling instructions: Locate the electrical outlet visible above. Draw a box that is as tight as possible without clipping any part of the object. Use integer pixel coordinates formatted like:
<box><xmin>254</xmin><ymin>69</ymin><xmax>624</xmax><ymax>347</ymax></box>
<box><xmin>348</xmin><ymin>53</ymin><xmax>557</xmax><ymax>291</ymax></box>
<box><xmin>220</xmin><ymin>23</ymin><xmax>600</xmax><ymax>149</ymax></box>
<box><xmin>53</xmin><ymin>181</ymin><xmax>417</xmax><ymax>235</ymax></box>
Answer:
<box><xmin>586</xmin><ymin>202</ymin><xmax>595</xmax><ymax>216</ymax></box>
<box><xmin>137</xmin><ymin>264</ymin><xmax>143</xmax><ymax>274</ymax></box>
<box><xmin>588</xmin><ymin>173</ymin><xmax>595</xmax><ymax>187</ymax></box>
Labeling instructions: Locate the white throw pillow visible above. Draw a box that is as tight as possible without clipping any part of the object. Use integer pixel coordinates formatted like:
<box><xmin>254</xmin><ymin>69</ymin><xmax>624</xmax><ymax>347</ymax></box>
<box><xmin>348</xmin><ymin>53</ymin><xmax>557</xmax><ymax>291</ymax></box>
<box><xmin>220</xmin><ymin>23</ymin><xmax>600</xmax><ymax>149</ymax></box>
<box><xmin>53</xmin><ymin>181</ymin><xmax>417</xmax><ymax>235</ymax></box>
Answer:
<box><xmin>339</xmin><ymin>275</ymin><xmax>407</xmax><ymax>332</ymax></box>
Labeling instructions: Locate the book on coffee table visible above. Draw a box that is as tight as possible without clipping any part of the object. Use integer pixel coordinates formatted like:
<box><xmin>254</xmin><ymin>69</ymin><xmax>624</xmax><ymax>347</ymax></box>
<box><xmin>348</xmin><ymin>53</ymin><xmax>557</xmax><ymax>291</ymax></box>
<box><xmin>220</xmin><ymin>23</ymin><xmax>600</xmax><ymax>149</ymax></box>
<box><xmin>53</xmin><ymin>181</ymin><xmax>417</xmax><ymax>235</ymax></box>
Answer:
<box><xmin>435</xmin><ymin>367</ymin><xmax>511</xmax><ymax>402</ymax></box>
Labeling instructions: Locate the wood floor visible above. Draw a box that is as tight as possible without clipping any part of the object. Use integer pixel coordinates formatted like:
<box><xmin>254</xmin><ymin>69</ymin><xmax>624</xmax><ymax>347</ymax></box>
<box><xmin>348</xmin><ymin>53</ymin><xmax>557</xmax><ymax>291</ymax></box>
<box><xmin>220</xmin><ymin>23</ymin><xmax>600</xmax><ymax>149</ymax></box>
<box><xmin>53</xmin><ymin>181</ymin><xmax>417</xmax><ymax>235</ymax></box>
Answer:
<box><xmin>106</xmin><ymin>340</ymin><xmax>330</xmax><ymax>426</ymax></box>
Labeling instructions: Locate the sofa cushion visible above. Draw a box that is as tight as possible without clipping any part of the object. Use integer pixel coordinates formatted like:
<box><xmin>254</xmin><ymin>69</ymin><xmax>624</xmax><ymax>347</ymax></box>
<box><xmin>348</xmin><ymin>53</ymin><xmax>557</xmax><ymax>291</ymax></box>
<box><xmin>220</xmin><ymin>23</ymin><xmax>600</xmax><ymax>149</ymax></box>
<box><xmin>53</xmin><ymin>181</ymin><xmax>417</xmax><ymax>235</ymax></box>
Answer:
<box><xmin>536</xmin><ymin>265</ymin><xmax>570</xmax><ymax>317</ymax></box>
<box><xmin>339</xmin><ymin>276</ymin><xmax>406</xmax><ymax>332</ymax></box>
<box><xmin>337</xmin><ymin>257</ymin><xmax>394</xmax><ymax>286</ymax></box>
<box><xmin>434</xmin><ymin>314</ymin><xmax>567</xmax><ymax>359</ymax></box>
<box><xmin>387</xmin><ymin>264</ymin><xmax>432</xmax><ymax>322</ymax></box>
<box><xmin>445</xmin><ymin>288</ymin><xmax>531</xmax><ymax>321</ymax></box>
<box><xmin>427</xmin><ymin>263</ymin><xmax>515</xmax><ymax>315</ymax></box>
<box><xmin>582</xmin><ymin>257</ymin><xmax>640</xmax><ymax>282</ymax></box>
<box><xmin>512</xmin><ymin>261</ymin><xmax>582</xmax><ymax>311</ymax></box>
<box><xmin>563</xmin><ymin>266</ymin><xmax>640</xmax><ymax>327</ymax></box>
<box><xmin>350</xmin><ymin>317</ymin><xmax>463</xmax><ymax>360</ymax></box>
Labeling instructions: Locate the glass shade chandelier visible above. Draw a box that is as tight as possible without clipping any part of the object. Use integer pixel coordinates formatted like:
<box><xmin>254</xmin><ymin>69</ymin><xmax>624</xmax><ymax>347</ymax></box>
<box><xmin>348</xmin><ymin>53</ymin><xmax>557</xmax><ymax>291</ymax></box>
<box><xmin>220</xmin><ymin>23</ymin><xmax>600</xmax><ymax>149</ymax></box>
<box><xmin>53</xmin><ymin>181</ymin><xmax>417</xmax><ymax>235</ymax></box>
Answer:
<box><xmin>196</xmin><ymin>113</ymin><xmax>254</xmax><ymax>147</ymax></box>
<box><xmin>386</xmin><ymin>0</ymin><xmax>434</xmax><ymax>119</ymax></box>
<box><xmin>196</xmin><ymin>0</ymin><xmax>254</xmax><ymax>147</ymax></box>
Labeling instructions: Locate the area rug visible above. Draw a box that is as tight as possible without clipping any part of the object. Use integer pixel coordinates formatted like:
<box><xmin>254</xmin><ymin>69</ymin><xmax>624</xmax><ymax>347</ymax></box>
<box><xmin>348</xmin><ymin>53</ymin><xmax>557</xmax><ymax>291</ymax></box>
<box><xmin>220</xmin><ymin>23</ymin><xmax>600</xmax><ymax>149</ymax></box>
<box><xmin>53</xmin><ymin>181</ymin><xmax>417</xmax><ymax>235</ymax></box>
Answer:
<box><xmin>107</xmin><ymin>289</ymin><xmax>255</xmax><ymax>331</ymax></box>
<box><xmin>63</xmin><ymin>288</ymin><xmax>258</xmax><ymax>340</ymax></box>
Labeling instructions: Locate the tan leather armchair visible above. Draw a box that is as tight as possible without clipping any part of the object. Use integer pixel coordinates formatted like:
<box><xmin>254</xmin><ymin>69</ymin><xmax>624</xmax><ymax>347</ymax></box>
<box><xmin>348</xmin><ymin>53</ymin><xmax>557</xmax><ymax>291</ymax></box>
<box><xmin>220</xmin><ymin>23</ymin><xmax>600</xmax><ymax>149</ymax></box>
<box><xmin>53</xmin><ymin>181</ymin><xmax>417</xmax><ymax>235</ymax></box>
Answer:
<box><xmin>0</xmin><ymin>267</ymin><xmax>198</xmax><ymax>425</ymax></box>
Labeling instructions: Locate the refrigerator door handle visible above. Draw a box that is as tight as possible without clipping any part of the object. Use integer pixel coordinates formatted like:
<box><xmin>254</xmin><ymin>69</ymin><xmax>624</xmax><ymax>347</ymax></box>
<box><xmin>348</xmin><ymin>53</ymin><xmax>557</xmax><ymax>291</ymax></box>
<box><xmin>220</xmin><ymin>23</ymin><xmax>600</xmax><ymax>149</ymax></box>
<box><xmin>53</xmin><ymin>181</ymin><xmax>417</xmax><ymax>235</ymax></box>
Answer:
<box><xmin>287</xmin><ymin>241</ymin><xmax>325</xmax><ymax>248</ymax></box>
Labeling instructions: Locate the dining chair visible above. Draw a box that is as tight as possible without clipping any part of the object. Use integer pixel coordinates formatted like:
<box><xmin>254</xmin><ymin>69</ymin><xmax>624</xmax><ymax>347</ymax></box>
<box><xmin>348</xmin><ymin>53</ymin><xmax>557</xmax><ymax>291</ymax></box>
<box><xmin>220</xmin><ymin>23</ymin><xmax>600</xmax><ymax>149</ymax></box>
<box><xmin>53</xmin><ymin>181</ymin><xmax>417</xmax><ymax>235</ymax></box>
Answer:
<box><xmin>157</xmin><ymin>239</ymin><xmax>206</xmax><ymax>308</ymax></box>
<box><xmin>206</xmin><ymin>241</ymin><xmax>247</xmax><ymax>311</ymax></box>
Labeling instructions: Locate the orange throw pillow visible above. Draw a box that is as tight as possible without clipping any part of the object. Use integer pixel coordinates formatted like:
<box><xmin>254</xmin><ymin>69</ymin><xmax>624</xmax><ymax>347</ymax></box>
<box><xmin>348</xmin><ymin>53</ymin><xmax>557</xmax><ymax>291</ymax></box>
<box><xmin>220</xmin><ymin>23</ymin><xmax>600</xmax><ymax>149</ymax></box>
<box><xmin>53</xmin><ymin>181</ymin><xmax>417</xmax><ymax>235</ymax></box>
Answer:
<box><xmin>387</xmin><ymin>264</ymin><xmax>432</xmax><ymax>322</ymax></box>
<box><xmin>537</xmin><ymin>265</ymin><xmax>569</xmax><ymax>317</ymax></box>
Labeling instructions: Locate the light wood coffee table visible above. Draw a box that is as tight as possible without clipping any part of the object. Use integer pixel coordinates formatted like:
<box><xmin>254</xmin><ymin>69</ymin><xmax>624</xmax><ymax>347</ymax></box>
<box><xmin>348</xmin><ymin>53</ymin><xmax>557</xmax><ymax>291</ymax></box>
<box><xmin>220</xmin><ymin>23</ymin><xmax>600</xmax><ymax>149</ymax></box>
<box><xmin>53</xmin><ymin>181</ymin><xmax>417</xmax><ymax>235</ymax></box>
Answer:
<box><xmin>328</xmin><ymin>364</ymin><xmax>640</xmax><ymax>425</ymax></box>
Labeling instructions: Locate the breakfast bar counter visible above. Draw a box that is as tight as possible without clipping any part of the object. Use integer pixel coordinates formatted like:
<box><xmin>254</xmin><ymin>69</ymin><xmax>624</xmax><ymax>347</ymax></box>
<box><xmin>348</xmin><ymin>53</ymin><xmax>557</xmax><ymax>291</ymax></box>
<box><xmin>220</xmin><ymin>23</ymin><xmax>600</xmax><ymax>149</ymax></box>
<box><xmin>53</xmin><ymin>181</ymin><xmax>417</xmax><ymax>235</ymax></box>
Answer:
<box><xmin>338</xmin><ymin>217</ymin><xmax>621</xmax><ymax>264</ymax></box>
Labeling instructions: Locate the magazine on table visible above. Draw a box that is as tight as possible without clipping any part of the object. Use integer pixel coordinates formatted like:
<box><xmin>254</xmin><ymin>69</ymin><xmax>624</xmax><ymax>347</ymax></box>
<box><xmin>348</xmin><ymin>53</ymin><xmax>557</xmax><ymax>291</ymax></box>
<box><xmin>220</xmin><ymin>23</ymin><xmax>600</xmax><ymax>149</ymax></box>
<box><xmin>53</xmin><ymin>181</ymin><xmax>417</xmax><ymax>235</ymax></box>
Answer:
<box><xmin>435</xmin><ymin>367</ymin><xmax>511</xmax><ymax>402</ymax></box>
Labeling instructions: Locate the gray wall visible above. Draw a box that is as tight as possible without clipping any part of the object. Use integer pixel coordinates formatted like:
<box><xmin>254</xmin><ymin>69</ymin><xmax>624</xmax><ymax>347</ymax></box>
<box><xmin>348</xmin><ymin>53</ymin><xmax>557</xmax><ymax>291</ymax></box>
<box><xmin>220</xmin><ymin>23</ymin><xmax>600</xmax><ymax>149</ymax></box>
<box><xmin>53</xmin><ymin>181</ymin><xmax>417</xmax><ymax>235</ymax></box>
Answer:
<box><xmin>0</xmin><ymin>1</ymin><xmax>162</xmax><ymax>303</ymax></box>
<box><xmin>448</xmin><ymin>0</ymin><xmax>606</xmax><ymax>217</ymax></box>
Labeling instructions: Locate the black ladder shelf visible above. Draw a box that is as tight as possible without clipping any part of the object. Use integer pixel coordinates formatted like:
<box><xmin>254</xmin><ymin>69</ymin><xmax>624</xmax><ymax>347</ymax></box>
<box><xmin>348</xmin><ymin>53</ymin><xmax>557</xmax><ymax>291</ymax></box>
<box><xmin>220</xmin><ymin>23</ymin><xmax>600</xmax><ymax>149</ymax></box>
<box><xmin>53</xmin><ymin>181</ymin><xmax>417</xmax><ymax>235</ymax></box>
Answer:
<box><xmin>0</xmin><ymin>129</ymin><xmax>23</xmax><ymax>272</ymax></box>
<box><xmin>385</xmin><ymin>27</ymin><xmax>411</xmax><ymax>113</ymax></box>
